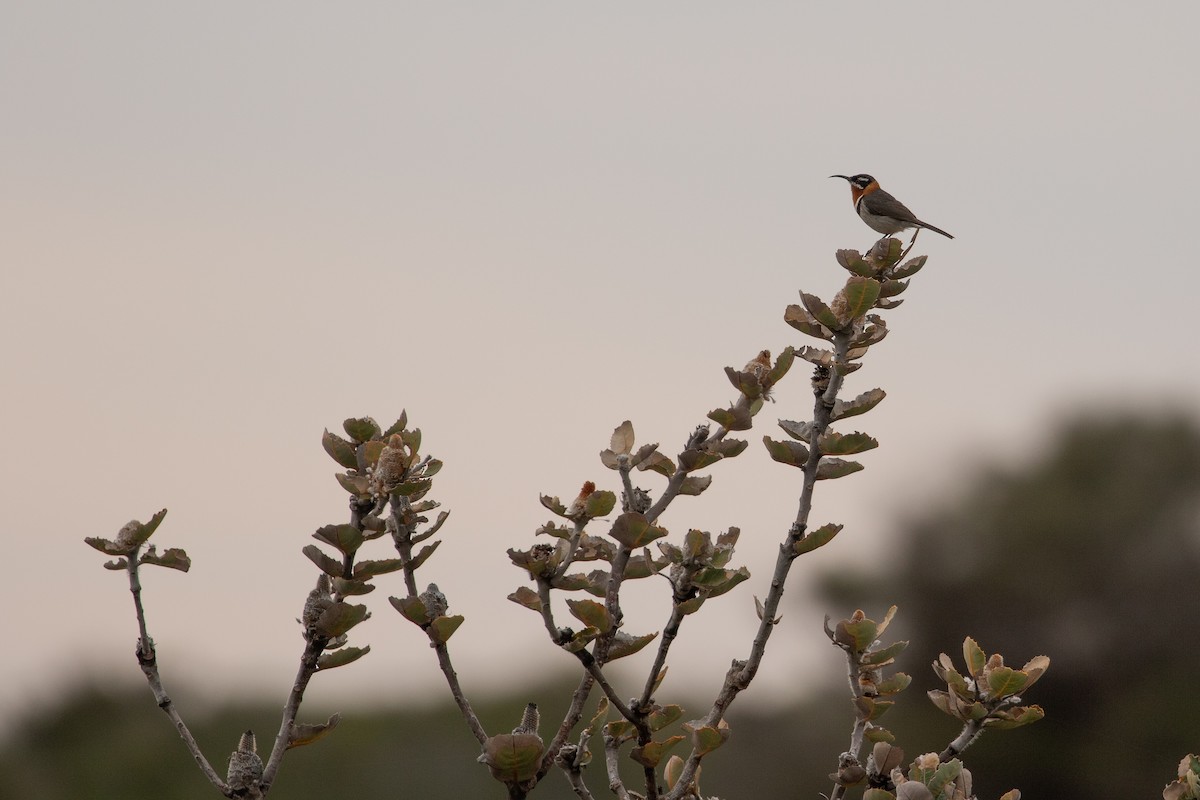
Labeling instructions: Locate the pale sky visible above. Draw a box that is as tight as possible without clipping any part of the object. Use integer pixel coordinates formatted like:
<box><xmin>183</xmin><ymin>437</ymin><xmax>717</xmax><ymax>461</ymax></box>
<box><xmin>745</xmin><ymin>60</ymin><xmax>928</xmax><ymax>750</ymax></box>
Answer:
<box><xmin>3</xmin><ymin>3</ymin><xmax>1198</xmax><ymax>731</ymax></box>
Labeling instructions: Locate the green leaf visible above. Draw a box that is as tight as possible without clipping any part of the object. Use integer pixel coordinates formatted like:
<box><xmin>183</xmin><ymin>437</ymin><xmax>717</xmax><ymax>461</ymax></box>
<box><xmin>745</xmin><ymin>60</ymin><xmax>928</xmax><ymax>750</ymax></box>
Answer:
<box><xmin>313</xmin><ymin>524</ymin><xmax>364</xmax><ymax>557</ymax></box>
<box><xmin>800</xmin><ymin>292</ymin><xmax>842</xmax><ymax>331</ymax></box>
<box><xmin>874</xmin><ymin>237</ymin><xmax>904</xmax><ymax>267</ymax></box>
<box><xmin>318</xmin><ymin>645</ymin><xmax>370</xmax><ymax>670</ymax></box>
<box><xmin>876</xmin><ymin>673</ymin><xmax>912</xmax><ymax>695</ymax></box>
<box><xmin>682</xmin><ymin>719</ymin><xmax>730</xmax><ymax>755</ymax></box>
<box><xmin>777</xmin><ymin>419</ymin><xmax>814</xmax><ymax>442</ymax></box>
<box><xmin>321</xmin><ymin>429</ymin><xmax>359</xmax><ymax>470</ymax></box>
<box><xmin>835</xmin><ymin>618</ymin><xmax>878</xmax><ymax>652</ymax></box>
<box><xmin>314</xmin><ymin>602</ymin><xmax>370</xmax><ymax>637</ymax></box>
<box><xmin>816</xmin><ymin>458</ymin><xmax>864</xmax><ymax>480</ymax></box>
<box><xmin>637</xmin><ymin>451</ymin><xmax>676</xmax><ymax>477</ymax></box>
<box><xmin>831</xmin><ymin>388</ymin><xmax>887</xmax><ymax>421</ymax></box>
<box><xmin>482</xmin><ymin>732</ymin><xmax>545</xmax><ymax>784</ymax></box>
<box><xmin>562</xmin><ymin>627</ymin><xmax>599</xmax><ymax>652</ymax></box>
<box><xmin>768</xmin><ymin>346</ymin><xmax>795</xmax><ymax>384</ymax></box>
<box><xmin>890</xmin><ymin>254</ymin><xmax>926</xmax><ymax>279</ymax></box>
<box><xmin>361</xmin><ymin>441</ymin><xmax>385</xmax><ymax>473</ymax></box>
<box><xmin>863</xmin><ymin>640</ymin><xmax>909</xmax><ymax>666</ymax></box>
<box><xmin>343</xmin><ymin>417</ymin><xmax>381</xmax><ymax>444</ymax></box>
<box><xmin>678</xmin><ymin>449</ymin><xmax>721</xmax><ymax>472</ymax></box>
<box><xmin>302</xmin><ymin>544</ymin><xmax>344</xmax><ymax>578</ymax></box>
<box><xmin>923</xmin><ymin>759</ymin><xmax>963</xmax><ymax>797</ymax></box>
<box><xmin>585</xmin><ymin>490</ymin><xmax>617</xmax><ymax>518</ymax></box>
<box><xmin>864</xmin><ymin>726</ymin><xmax>895</xmax><ymax>744</ymax></box>
<box><xmin>647</xmin><ymin>704</ymin><xmax>683</xmax><ymax>732</ymax></box>
<box><xmin>382</xmin><ymin>411</ymin><xmax>408</xmax><ymax>438</ymax></box>
<box><xmin>389</xmin><ymin>595</ymin><xmax>429</xmax><ymax>625</ymax></box>
<box><xmin>793</xmin><ymin>523</ymin><xmax>842</xmax><ymax>556</ymax></box>
<box><xmin>352</xmin><ymin>558</ymin><xmax>406</xmax><ymax>579</ymax></box>
<box><xmin>506</xmin><ymin>586</ymin><xmax>543</xmax><ymax>612</ymax></box>
<box><xmin>630</xmin><ymin>442</ymin><xmax>660</xmax><ymax>467</ymax></box>
<box><xmin>985</xmin><ymin>705</ymin><xmax>1045</xmax><ymax>729</ymax></box>
<box><xmin>607</xmin><ymin>631</ymin><xmax>658</xmax><ymax>660</ymax></box>
<box><xmin>795</xmin><ymin>345</ymin><xmax>835</xmax><ymax>367</ymax></box>
<box><xmin>678</xmin><ymin>475</ymin><xmax>712</xmax><ymax>496</ymax></box>
<box><xmin>406</xmin><ymin>541</ymin><xmax>442</xmax><ymax>571</ymax></box>
<box><xmin>837</xmin><ymin>277</ymin><xmax>882</xmax><ymax>322</ymax></box>
<box><xmin>85</xmin><ymin>537</ymin><xmax>128</xmax><ymax>556</ymax></box>
<box><xmin>836</xmin><ymin>248</ymin><xmax>875</xmax><ymax>277</ymax></box>
<box><xmin>784</xmin><ymin>303</ymin><xmax>833</xmax><ymax>340</ymax></box>
<box><xmin>334</xmin><ymin>472</ymin><xmax>371</xmax><ymax>497</ymax></box>
<box><xmin>139</xmin><ymin>547</ymin><xmax>191</xmax><ymax>572</ymax></box>
<box><xmin>607</xmin><ymin>513</ymin><xmax>667</xmax><ymax>548</ymax></box>
<box><xmin>818</xmin><ymin>431</ymin><xmax>879</xmax><ymax>456</ymax></box>
<box><xmin>429</xmin><ymin>614</ymin><xmax>465</xmax><ymax>644</ymax></box>
<box><xmin>696</xmin><ymin>566</ymin><xmax>750</xmax><ymax>597</ymax></box>
<box><xmin>604</xmin><ymin>720</ymin><xmax>636</xmax><ymax>745</ymax></box>
<box><xmin>630</xmin><ymin>736</ymin><xmax>685</xmax><ymax>768</ymax></box>
<box><xmin>763</xmin><ymin>436</ymin><xmax>810</xmax><ymax>467</ymax></box>
<box><xmin>863</xmin><ymin>789</ymin><xmax>896</xmax><ymax>800</ymax></box>
<box><xmin>986</xmin><ymin>666</ymin><xmax>1029</xmax><ymax>698</ymax></box>
<box><xmin>566</xmin><ymin>599</ymin><xmax>612</xmax><ymax>633</ymax></box>
<box><xmin>288</xmin><ymin>713</ymin><xmax>341</xmax><ymax>749</ymax></box>
<box><xmin>962</xmin><ymin>637</ymin><xmax>986</xmax><ymax>678</ymax></box>
<box><xmin>331</xmin><ymin>577</ymin><xmax>375</xmax><ymax>596</ymax></box>
<box><xmin>879</xmin><ymin>278</ymin><xmax>909</xmax><ymax>298</ymax></box>
<box><xmin>540</xmin><ymin>494</ymin><xmax>568</xmax><ymax>516</ymax></box>
<box><xmin>401</xmin><ymin>427</ymin><xmax>422</xmax><ymax>456</ymax></box>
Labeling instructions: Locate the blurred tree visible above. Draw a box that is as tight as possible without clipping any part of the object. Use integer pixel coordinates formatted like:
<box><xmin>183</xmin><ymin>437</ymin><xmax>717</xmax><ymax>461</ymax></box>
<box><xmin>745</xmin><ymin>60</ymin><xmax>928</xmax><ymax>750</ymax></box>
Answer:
<box><xmin>821</xmin><ymin>412</ymin><xmax>1200</xmax><ymax>799</ymax></box>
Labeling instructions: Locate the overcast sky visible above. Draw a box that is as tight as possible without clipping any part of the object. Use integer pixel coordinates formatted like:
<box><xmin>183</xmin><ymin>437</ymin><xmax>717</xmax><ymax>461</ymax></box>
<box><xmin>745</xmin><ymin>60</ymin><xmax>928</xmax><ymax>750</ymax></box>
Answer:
<box><xmin>3</xmin><ymin>3</ymin><xmax>1197</xmax><ymax>732</ymax></box>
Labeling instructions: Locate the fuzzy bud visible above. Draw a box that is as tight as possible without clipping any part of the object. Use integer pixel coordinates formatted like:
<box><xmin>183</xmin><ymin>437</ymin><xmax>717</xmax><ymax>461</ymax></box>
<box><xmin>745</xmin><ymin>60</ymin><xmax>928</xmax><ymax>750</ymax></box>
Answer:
<box><xmin>418</xmin><ymin>583</ymin><xmax>449</xmax><ymax>618</ymax></box>
<box><xmin>227</xmin><ymin>730</ymin><xmax>263</xmax><ymax>793</ymax></box>
<box><xmin>512</xmin><ymin>703</ymin><xmax>540</xmax><ymax>736</ymax></box>
<box><xmin>114</xmin><ymin>521</ymin><xmax>142</xmax><ymax>549</ymax></box>
<box><xmin>624</xmin><ymin>486</ymin><xmax>652</xmax><ymax>515</ymax></box>
<box><xmin>371</xmin><ymin>434</ymin><xmax>409</xmax><ymax>496</ymax></box>
<box><xmin>301</xmin><ymin>575</ymin><xmax>334</xmax><ymax>632</ymax></box>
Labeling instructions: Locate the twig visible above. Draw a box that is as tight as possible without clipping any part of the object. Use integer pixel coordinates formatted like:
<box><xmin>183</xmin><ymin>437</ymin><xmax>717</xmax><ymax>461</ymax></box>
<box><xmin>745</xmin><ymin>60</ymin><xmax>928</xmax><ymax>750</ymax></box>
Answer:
<box><xmin>391</xmin><ymin>493</ymin><xmax>489</xmax><ymax>746</ymax></box>
<box><xmin>638</xmin><ymin>606</ymin><xmax>685</xmax><ymax>709</ymax></box>
<box><xmin>431</xmin><ymin>639</ymin><xmax>489</xmax><ymax>746</ymax></box>
<box><xmin>261</xmin><ymin>637</ymin><xmax>325</xmax><ymax>790</ymax></box>
<box><xmin>540</xmin><ymin>673</ymin><xmax>596</xmax><ymax>781</ymax></box>
<box><xmin>664</xmin><ymin>333</ymin><xmax>853</xmax><ymax>800</ymax></box>
<box><xmin>124</xmin><ymin>551</ymin><xmax>231</xmax><ymax>795</ymax></box>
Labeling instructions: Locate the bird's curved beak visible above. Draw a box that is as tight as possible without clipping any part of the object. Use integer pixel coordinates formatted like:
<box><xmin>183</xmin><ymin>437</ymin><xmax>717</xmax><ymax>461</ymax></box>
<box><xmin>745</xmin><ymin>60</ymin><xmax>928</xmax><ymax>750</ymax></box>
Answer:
<box><xmin>830</xmin><ymin>174</ymin><xmax>851</xmax><ymax>181</ymax></box>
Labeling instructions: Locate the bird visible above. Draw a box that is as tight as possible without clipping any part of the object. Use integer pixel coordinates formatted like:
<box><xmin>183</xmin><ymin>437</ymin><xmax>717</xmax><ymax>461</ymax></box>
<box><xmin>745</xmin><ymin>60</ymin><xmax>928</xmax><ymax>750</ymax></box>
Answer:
<box><xmin>830</xmin><ymin>174</ymin><xmax>953</xmax><ymax>240</ymax></box>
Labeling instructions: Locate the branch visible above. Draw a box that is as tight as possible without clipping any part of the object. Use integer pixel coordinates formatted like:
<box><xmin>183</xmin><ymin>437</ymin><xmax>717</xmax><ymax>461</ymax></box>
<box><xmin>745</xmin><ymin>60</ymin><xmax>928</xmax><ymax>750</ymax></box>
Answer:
<box><xmin>431</xmin><ymin>638</ymin><xmax>490</xmax><ymax>746</ymax></box>
<box><xmin>261</xmin><ymin>637</ymin><xmax>325</xmax><ymax>790</ymax></box>
<box><xmin>540</xmin><ymin>673</ymin><xmax>596</xmax><ymax>781</ymax></box>
<box><xmin>125</xmin><ymin>552</ymin><xmax>231</xmax><ymax>795</ymax></box>
<box><xmin>664</xmin><ymin>334</ymin><xmax>853</xmax><ymax>800</ymax></box>
<box><xmin>828</xmin><ymin>645</ymin><xmax>869</xmax><ymax>800</ymax></box>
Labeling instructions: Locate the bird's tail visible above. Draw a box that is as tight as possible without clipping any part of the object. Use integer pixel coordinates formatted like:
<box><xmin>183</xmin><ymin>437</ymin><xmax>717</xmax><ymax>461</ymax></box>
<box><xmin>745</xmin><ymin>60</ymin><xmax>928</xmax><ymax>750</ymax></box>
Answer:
<box><xmin>917</xmin><ymin>221</ymin><xmax>954</xmax><ymax>239</ymax></box>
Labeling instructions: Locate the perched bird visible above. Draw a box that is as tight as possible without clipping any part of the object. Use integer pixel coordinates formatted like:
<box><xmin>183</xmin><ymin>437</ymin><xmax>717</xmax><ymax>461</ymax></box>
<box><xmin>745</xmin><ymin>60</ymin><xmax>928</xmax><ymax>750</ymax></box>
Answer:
<box><xmin>831</xmin><ymin>174</ymin><xmax>953</xmax><ymax>240</ymax></box>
